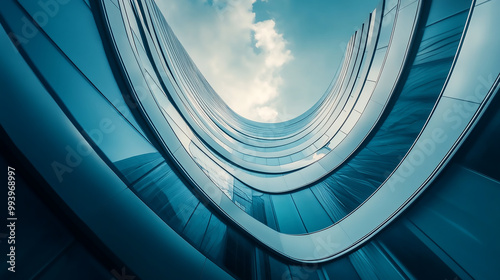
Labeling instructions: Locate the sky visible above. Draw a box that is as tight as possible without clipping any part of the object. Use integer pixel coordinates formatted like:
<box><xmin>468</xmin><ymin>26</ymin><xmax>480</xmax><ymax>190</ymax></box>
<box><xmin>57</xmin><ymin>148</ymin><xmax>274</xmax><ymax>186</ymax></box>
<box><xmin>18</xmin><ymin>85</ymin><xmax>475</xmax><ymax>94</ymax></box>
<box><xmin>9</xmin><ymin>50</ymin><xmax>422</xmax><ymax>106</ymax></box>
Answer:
<box><xmin>157</xmin><ymin>0</ymin><xmax>380</xmax><ymax>122</ymax></box>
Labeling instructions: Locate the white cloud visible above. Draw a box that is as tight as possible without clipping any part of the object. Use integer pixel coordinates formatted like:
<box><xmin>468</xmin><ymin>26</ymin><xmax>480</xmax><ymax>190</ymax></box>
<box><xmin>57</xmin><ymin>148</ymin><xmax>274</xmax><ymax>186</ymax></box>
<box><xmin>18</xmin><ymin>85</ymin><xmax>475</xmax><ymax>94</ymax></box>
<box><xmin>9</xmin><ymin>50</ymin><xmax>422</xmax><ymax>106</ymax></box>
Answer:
<box><xmin>253</xmin><ymin>20</ymin><xmax>292</xmax><ymax>68</ymax></box>
<box><xmin>156</xmin><ymin>0</ymin><xmax>292</xmax><ymax>122</ymax></box>
<box><xmin>256</xmin><ymin>106</ymin><xmax>279</xmax><ymax>122</ymax></box>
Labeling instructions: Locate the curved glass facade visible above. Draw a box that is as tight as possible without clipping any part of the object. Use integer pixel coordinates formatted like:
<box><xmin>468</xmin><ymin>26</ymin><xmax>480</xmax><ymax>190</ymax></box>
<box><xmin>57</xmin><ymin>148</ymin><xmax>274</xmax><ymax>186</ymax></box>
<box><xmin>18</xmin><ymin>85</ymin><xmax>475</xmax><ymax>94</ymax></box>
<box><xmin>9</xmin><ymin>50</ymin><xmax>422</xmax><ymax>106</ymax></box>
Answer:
<box><xmin>1</xmin><ymin>0</ymin><xmax>499</xmax><ymax>279</ymax></box>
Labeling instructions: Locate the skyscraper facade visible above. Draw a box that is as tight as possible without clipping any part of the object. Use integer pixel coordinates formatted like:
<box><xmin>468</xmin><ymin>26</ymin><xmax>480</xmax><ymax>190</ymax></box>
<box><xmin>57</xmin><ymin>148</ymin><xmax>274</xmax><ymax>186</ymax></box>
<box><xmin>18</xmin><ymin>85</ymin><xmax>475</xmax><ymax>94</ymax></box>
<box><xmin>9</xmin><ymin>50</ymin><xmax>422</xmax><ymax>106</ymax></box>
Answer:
<box><xmin>1</xmin><ymin>0</ymin><xmax>499</xmax><ymax>279</ymax></box>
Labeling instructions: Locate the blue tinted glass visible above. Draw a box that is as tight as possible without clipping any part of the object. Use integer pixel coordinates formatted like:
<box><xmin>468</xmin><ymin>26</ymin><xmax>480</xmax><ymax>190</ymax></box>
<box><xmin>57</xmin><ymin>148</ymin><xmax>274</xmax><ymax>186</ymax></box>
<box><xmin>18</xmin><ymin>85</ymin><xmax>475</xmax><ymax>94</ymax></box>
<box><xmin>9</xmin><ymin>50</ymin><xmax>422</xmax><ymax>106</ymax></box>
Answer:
<box><xmin>292</xmin><ymin>189</ymin><xmax>333</xmax><ymax>232</ymax></box>
<box><xmin>183</xmin><ymin>202</ymin><xmax>211</xmax><ymax>247</ymax></box>
<box><xmin>271</xmin><ymin>194</ymin><xmax>306</xmax><ymax>234</ymax></box>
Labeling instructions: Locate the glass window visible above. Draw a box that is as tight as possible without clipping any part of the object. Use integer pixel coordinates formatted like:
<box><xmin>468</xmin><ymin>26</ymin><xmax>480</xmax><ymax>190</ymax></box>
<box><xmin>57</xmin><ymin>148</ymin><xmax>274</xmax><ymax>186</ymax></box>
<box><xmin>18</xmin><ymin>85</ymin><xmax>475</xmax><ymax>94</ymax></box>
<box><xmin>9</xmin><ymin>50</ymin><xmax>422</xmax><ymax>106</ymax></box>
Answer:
<box><xmin>271</xmin><ymin>194</ymin><xmax>306</xmax><ymax>234</ymax></box>
<box><xmin>292</xmin><ymin>189</ymin><xmax>333</xmax><ymax>232</ymax></box>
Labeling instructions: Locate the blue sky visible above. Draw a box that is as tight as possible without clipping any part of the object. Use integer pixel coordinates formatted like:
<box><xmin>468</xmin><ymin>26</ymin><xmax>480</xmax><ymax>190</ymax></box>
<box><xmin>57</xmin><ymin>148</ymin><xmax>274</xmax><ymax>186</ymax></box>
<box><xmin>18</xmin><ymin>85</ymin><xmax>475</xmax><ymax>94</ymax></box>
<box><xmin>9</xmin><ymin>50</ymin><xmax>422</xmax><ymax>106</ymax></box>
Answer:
<box><xmin>158</xmin><ymin>0</ymin><xmax>380</xmax><ymax>122</ymax></box>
